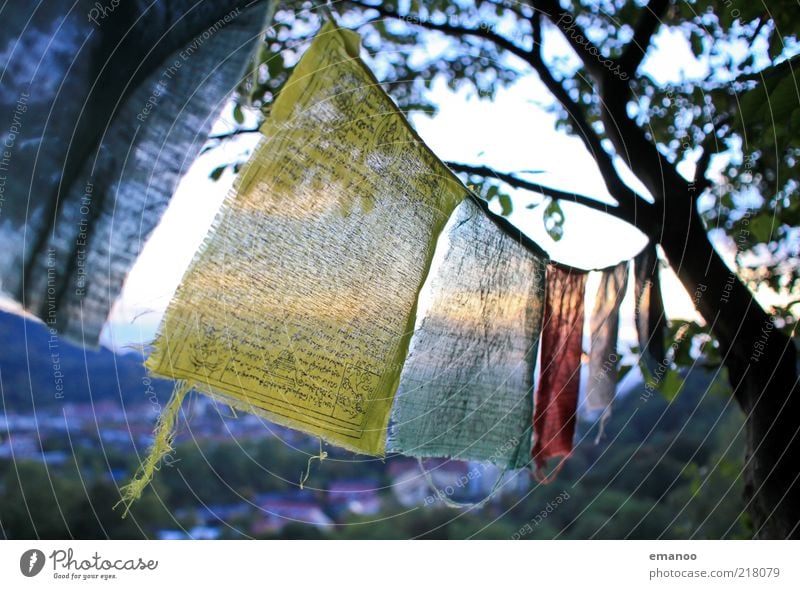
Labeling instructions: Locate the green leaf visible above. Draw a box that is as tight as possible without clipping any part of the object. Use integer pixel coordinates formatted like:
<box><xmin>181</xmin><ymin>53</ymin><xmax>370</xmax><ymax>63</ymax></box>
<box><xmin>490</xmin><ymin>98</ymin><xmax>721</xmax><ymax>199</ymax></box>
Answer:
<box><xmin>617</xmin><ymin>363</ymin><xmax>634</xmax><ymax>382</ymax></box>
<box><xmin>748</xmin><ymin>215</ymin><xmax>773</xmax><ymax>242</ymax></box>
<box><xmin>233</xmin><ymin>104</ymin><xmax>245</xmax><ymax>124</ymax></box>
<box><xmin>658</xmin><ymin>369</ymin><xmax>684</xmax><ymax>402</ymax></box>
<box><xmin>690</xmin><ymin>31</ymin><xmax>704</xmax><ymax>57</ymax></box>
<box><xmin>543</xmin><ymin>198</ymin><xmax>565</xmax><ymax>242</ymax></box>
<box><xmin>498</xmin><ymin>193</ymin><xmax>513</xmax><ymax>216</ymax></box>
<box><xmin>209</xmin><ymin>165</ymin><xmax>226</xmax><ymax>181</ymax></box>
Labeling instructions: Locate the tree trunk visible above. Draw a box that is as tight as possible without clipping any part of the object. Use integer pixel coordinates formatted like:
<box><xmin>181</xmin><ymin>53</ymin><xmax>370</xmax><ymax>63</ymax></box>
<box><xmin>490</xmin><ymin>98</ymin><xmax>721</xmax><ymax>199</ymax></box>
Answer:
<box><xmin>596</xmin><ymin>70</ymin><xmax>799</xmax><ymax>536</ymax></box>
<box><xmin>659</xmin><ymin>198</ymin><xmax>800</xmax><ymax>538</ymax></box>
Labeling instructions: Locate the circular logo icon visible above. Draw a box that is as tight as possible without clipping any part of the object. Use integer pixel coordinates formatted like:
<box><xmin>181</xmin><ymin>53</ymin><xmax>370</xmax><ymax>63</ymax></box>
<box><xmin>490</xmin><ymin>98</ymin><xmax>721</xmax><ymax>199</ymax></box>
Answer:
<box><xmin>20</xmin><ymin>549</ymin><xmax>46</xmax><ymax>577</ymax></box>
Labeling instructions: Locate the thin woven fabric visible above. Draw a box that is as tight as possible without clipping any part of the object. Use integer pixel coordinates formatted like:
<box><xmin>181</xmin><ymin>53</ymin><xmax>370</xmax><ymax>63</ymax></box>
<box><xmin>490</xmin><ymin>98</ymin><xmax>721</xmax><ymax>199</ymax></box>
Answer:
<box><xmin>389</xmin><ymin>197</ymin><xmax>548</xmax><ymax>469</ymax></box>
<box><xmin>634</xmin><ymin>243</ymin><xmax>666</xmax><ymax>368</ymax></box>
<box><xmin>0</xmin><ymin>1</ymin><xmax>269</xmax><ymax>344</ymax></box>
<box><xmin>586</xmin><ymin>261</ymin><xmax>629</xmax><ymax>440</ymax></box>
<box><xmin>532</xmin><ymin>264</ymin><xmax>587</xmax><ymax>480</ymax></box>
<box><xmin>145</xmin><ymin>21</ymin><xmax>467</xmax><ymax>456</ymax></box>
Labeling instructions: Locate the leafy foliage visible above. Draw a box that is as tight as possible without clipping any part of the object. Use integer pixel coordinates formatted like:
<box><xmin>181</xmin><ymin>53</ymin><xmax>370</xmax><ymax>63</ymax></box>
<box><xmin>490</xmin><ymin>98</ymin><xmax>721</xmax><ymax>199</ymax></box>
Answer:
<box><xmin>225</xmin><ymin>1</ymin><xmax>798</xmax><ymax>313</ymax></box>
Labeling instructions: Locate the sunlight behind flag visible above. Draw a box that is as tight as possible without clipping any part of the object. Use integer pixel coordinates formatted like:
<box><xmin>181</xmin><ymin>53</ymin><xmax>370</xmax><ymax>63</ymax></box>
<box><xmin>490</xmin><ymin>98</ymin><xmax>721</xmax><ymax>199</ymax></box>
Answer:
<box><xmin>144</xmin><ymin>21</ymin><xmax>466</xmax><ymax>456</ymax></box>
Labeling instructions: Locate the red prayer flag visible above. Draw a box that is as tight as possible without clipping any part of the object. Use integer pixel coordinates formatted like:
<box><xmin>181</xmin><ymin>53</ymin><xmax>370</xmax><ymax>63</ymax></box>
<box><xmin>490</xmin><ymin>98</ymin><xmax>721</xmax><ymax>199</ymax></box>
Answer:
<box><xmin>532</xmin><ymin>264</ymin><xmax>587</xmax><ymax>482</ymax></box>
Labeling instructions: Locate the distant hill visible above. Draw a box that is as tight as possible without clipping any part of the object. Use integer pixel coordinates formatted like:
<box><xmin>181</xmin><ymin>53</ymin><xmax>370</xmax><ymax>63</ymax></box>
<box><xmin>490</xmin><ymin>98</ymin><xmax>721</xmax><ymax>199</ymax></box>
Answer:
<box><xmin>0</xmin><ymin>310</ymin><xmax>173</xmax><ymax>411</ymax></box>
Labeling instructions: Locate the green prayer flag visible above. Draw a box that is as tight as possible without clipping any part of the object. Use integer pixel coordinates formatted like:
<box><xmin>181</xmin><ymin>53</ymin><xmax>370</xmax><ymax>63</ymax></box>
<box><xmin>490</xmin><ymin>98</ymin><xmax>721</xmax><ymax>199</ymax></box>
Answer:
<box><xmin>389</xmin><ymin>197</ymin><xmax>548</xmax><ymax>469</ymax></box>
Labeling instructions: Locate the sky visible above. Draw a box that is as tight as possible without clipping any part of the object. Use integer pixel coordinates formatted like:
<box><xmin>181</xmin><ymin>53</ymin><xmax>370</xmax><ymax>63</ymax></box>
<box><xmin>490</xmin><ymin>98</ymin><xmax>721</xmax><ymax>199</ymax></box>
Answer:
<box><xmin>100</xmin><ymin>20</ymin><xmax>750</xmax><ymax>351</ymax></box>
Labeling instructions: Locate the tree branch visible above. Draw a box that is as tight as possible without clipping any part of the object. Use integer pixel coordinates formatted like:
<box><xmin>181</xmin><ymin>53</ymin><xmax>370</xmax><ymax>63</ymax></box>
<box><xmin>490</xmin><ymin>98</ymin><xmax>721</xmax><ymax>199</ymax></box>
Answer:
<box><xmin>207</xmin><ymin>126</ymin><xmax>261</xmax><ymax>141</ymax></box>
<box><xmin>619</xmin><ymin>0</ymin><xmax>670</xmax><ymax>77</ymax></box>
<box><xmin>345</xmin><ymin>0</ymin><xmax>532</xmax><ymax>63</ymax></box>
<box><xmin>528</xmin><ymin>4</ymin><xmax>685</xmax><ymax>208</ymax></box>
<box><xmin>481</xmin><ymin>0</ymin><xmax>534</xmax><ymax>21</ymax></box>
<box><xmin>446</xmin><ymin>161</ymin><xmax>640</xmax><ymax>227</ymax></box>
<box><xmin>534</xmin><ymin>0</ymin><xmax>617</xmax><ymax>81</ymax></box>
<box><xmin>467</xmin><ymin>190</ymin><xmax>551</xmax><ymax>260</ymax></box>
<box><xmin>692</xmin><ymin>121</ymin><xmax>729</xmax><ymax>195</ymax></box>
<box><xmin>735</xmin><ymin>52</ymin><xmax>800</xmax><ymax>84</ymax></box>
<box><xmin>344</xmin><ymin>2</ymin><xmax>655</xmax><ymax>235</ymax></box>
<box><xmin>525</xmin><ymin>12</ymin><xmax>653</xmax><ymax>233</ymax></box>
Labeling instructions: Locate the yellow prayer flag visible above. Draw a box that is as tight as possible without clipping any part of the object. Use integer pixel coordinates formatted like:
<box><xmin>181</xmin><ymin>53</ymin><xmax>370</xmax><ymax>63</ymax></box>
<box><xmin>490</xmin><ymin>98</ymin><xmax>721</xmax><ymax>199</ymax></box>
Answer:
<box><xmin>145</xmin><ymin>21</ymin><xmax>467</xmax><ymax>456</ymax></box>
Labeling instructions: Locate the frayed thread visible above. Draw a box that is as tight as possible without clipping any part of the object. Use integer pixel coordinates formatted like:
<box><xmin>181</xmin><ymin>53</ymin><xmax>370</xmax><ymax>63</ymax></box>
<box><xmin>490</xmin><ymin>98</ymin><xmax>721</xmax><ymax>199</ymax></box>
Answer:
<box><xmin>115</xmin><ymin>380</ymin><xmax>192</xmax><ymax>517</ymax></box>
<box><xmin>594</xmin><ymin>405</ymin><xmax>612</xmax><ymax>444</ymax></box>
<box><xmin>533</xmin><ymin>454</ymin><xmax>569</xmax><ymax>484</ymax></box>
<box><xmin>299</xmin><ymin>440</ymin><xmax>327</xmax><ymax>490</ymax></box>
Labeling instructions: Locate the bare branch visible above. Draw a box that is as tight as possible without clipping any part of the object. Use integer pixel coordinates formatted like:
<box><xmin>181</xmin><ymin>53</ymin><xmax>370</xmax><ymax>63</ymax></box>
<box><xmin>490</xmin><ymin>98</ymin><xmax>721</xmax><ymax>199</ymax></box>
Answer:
<box><xmin>467</xmin><ymin>191</ymin><xmax>551</xmax><ymax>260</ymax></box>
<box><xmin>534</xmin><ymin>0</ymin><xmax>617</xmax><ymax>81</ymax></box>
<box><xmin>344</xmin><ymin>0</ymin><xmax>531</xmax><ymax>63</ymax></box>
<box><xmin>619</xmin><ymin>0</ymin><xmax>670</xmax><ymax>77</ymax></box>
<box><xmin>524</xmin><ymin>3</ymin><xmax>687</xmax><ymax>207</ymax></box>
<box><xmin>693</xmin><ymin>151</ymin><xmax>712</xmax><ymax>195</ymax></box>
<box><xmin>748</xmin><ymin>16</ymin><xmax>768</xmax><ymax>49</ymax></box>
<box><xmin>481</xmin><ymin>0</ymin><xmax>533</xmax><ymax>21</ymax></box>
<box><xmin>532</xmin><ymin>5</ymin><xmax>543</xmax><ymax>52</ymax></box>
<box><xmin>692</xmin><ymin>116</ymin><xmax>729</xmax><ymax>195</ymax></box>
<box><xmin>447</xmin><ymin>161</ymin><xmax>643</xmax><ymax>228</ymax></box>
<box><xmin>207</xmin><ymin>126</ymin><xmax>261</xmax><ymax>141</ymax></box>
<box><xmin>525</xmin><ymin>13</ymin><xmax>651</xmax><ymax>232</ymax></box>
<box><xmin>341</xmin><ymin>2</ymin><xmax>655</xmax><ymax>235</ymax></box>
<box><xmin>736</xmin><ymin>52</ymin><xmax>800</xmax><ymax>84</ymax></box>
